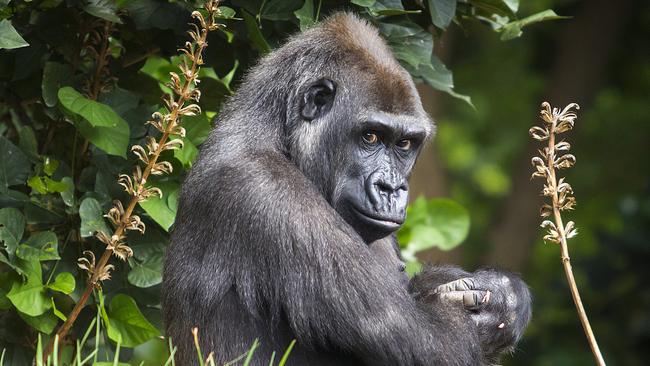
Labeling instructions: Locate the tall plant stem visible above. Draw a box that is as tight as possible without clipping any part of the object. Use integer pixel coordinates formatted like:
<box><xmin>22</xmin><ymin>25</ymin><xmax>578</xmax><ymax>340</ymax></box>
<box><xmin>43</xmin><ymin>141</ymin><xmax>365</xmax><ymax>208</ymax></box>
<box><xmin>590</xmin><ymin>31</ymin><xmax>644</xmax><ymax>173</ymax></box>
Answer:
<box><xmin>546</xmin><ymin>113</ymin><xmax>606</xmax><ymax>366</ymax></box>
<box><xmin>43</xmin><ymin>2</ymin><xmax>220</xmax><ymax>360</ymax></box>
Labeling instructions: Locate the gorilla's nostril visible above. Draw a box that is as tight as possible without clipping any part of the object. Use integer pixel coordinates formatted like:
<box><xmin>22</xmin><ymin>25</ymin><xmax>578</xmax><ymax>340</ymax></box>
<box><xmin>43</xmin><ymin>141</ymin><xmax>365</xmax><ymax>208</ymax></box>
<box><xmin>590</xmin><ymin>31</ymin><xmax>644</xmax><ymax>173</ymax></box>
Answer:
<box><xmin>375</xmin><ymin>179</ymin><xmax>406</xmax><ymax>194</ymax></box>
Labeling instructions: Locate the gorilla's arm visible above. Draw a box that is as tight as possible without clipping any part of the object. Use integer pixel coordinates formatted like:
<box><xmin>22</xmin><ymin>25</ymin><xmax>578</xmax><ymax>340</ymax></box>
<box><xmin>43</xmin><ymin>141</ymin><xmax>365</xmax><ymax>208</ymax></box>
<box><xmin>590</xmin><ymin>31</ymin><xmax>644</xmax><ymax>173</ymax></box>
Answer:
<box><xmin>409</xmin><ymin>265</ymin><xmax>532</xmax><ymax>364</ymax></box>
<box><xmin>179</xmin><ymin>148</ymin><xmax>484</xmax><ymax>366</ymax></box>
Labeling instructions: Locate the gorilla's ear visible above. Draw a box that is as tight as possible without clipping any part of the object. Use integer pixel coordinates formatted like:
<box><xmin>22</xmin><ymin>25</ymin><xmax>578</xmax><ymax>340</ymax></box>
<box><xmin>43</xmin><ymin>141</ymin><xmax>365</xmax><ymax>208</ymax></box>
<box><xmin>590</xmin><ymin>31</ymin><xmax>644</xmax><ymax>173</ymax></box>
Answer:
<box><xmin>301</xmin><ymin>78</ymin><xmax>336</xmax><ymax>121</ymax></box>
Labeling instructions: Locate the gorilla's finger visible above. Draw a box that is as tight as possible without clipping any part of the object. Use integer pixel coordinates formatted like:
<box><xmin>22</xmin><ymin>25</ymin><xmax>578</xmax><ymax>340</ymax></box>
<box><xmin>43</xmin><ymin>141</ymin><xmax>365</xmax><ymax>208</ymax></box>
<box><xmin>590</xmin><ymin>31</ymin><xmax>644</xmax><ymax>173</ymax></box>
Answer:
<box><xmin>433</xmin><ymin>277</ymin><xmax>477</xmax><ymax>294</ymax></box>
<box><xmin>437</xmin><ymin>290</ymin><xmax>489</xmax><ymax>310</ymax></box>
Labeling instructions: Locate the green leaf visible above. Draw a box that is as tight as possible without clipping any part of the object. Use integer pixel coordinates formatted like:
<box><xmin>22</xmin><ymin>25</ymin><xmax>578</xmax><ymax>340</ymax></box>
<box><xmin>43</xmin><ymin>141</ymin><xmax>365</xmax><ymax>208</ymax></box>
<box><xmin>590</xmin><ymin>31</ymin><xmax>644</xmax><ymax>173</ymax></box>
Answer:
<box><xmin>261</xmin><ymin>0</ymin><xmax>303</xmax><ymax>21</ymax></box>
<box><xmin>16</xmin><ymin>231</ymin><xmax>60</xmax><ymax>261</ymax></box>
<box><xmin>428</xmin><ymin>0</ymin><xmax>456</xmax><ymax>29</ymax></box>
<box><xmin>60</xmin><ymin>177</ymin><xmax>75</xmax><ymax>207</ymax></box>
<box><xmin>75</xmin><ymin>117</ymin><xmax>130</xmax><ymax>158</ymax></box>
<box><xmin>405</xmin><ymin>261</ymin><xmax>423</xmax><ymax>277</ymax></box>
<box><xmin>0</xmin><ymin>136</ymin><xmax>31</xmax><ymax>193</ymax></box>
<box><xmin>0</xmin><ymin>207</ymin><xmax>25</xmax><ymax>256</ymax></box>
<box><xmin>18</xmin><ymin>126</ymin><xmax>38</xmax><ymax>160</ymax></box>
<box><xmin>413</xmin><ymin>56</ymin><xmax>473</xmax><ymax>107</ymax></box>
<box><xmin>47</xmin><ymin>272</ymin><xmax>75</xmax><ymax>294</ymax></box>
<box><xmin>84</xmin><ymin>0</ymin><xmax>123</xmax><ymax>23</ymax></box>
<box><xmin>470</xmin><ymin>0</ymin><xmax>517</xmax><ymax>18</ymax></box>
<box><xmin>58</xmin><ymin>87</ymin><xmax>130</xmax><ymax>158</ymax></box>
<box><xmin>7</xmin><ymin>260</ymin><xmax>50</xmax><ymax>316</ymax></box>
<box><xmin>128</xmin><ymin>253</ymin><xmax>163</xmax><ymax>288</ymax></box>
<box><xmin>502</xmin><ymin>0</ymin><xmax>519</xmax><ymax>12</ymax></box>
<box><xmin>217</xmin><ymin>6</ymin><xmax>236</xmax><ymax>19</ymax></box>
<box><xmin>43</xmin><ymin>157</ymin><xmax>59</xmax><ymax>176</ymax></box>
<box><xmin>42</xmin><ymin>62</ymin><xmax>73</xmax><ymax>107</ymax></box>
<box><xmin>0</xmin><ymin>19</ymin><xmax>29</xmax><ymax>50</ymax></box>
<box><xmin>106</xmin><ymin>294</ymin><xmax>160</xmax><ymax>347</ymax></box>
<box><xmin>173</xmin><ymin>137</ymin><xmax>198</xmax><ymax>168</ymax></box>
<box><xmin>79</xmin><ymin>197</ymin><xmax>110</xmax><ymax>238</ymax></box>
<box><xmin>381</xmin><ymin>22</ymin><xmax>432</xmax><ymax>69</ymax></box>
<box><xmin>398</xmin><ymin>197</ymin><xmax>470</xmax><ymax>255</ymax></box>
<box><xmin>372</xmin><ymin>9</ymin><xmax>420</xmax><ymax>16</ymax></box>
<box><xmin>294</xmin><ymin>0</ymin><xmax>315</xmax><ymax>31</ymax></box>
<box><xmin>139</xmin><ymin>180</ymin><xmax>179</xmax><ymax>231</ymax></box>
<box><xmin>352</xmin><ymin>0</ymin><xmax>376</xmax><ymax>7</ymax></box>
<box><xmin>242</xmin><ymin>11</ymin><xmax>271</xmax><ymax>55</ymax></box>
<box><xmin>51</xmin><ymin>298</ymin><xmax>67</xmax><ymax>321</ymax></box>
<box><xmin>499</xmin><ymin>10</ymin><xmax>567</xmax><ymax>41</ymax></box>
<box><xmin>183</xmin><ymin>114</ymin><xmax>212</xmax><ymax>146</ymax></box>
<box><xmin>19</xmin><ymin>310</ymin><xmax>58</xmax><ymax>334</ymax></box>
<box><xmin>58</xmin><ymin>87</ymin><xmax>125</xmax><ymax>128</ymax></box>
<box><xmin>27</xmin><ymin>176</ymin><xmax>69</xmax><ymax>194</ymax></box>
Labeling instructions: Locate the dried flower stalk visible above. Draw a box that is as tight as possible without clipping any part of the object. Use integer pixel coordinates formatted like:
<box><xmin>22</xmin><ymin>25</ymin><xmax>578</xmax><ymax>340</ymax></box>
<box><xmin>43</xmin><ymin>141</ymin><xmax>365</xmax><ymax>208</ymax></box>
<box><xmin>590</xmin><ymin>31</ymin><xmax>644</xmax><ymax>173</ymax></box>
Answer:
<box><xmin>45</xmin><ymin>1</ymin><xmax>222</xmax><ymax>360</ymax></box>
<box><xmin>530</xmin><ymin>102</ymin><xmax>606</xmax><ymax>366</ymax></box>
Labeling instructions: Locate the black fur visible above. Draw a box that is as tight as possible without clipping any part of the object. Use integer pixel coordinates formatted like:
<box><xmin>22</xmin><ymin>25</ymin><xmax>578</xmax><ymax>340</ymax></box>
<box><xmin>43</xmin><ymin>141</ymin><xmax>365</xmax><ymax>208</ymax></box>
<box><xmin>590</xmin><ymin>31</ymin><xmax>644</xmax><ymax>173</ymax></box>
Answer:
<box><xmin>163</xmin><ymin>13</ymin><xmax>531</xmax><ymax>366</ymax></box>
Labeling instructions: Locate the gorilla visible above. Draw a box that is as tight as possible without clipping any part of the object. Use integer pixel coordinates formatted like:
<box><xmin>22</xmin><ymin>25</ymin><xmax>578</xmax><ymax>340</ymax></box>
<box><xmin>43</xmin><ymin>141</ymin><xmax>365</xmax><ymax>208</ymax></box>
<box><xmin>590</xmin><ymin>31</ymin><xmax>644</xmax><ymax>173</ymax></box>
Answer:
<box><xmin>163</xmin><ymin>12</ymin><xmax>531</xmax><ymax>366</ymax></box>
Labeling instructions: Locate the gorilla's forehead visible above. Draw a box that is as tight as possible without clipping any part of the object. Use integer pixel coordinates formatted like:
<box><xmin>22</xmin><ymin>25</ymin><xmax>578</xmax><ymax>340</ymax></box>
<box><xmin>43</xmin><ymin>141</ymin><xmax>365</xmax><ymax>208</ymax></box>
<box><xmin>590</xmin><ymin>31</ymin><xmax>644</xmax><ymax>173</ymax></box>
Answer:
<box><xmin>321</xmin><ymin>13</ymin><xmax>423</xmax><ymax>115</ymax></box>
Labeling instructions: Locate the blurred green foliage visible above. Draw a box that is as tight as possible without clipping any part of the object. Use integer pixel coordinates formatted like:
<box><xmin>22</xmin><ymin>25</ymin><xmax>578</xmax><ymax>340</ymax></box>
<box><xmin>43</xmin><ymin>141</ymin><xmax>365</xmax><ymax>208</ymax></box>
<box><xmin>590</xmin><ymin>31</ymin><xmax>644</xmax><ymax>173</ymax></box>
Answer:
<box><xmin>433</xmin><ymin>0</ymin><xmax>650</xmax><ymax>364</ymax></box>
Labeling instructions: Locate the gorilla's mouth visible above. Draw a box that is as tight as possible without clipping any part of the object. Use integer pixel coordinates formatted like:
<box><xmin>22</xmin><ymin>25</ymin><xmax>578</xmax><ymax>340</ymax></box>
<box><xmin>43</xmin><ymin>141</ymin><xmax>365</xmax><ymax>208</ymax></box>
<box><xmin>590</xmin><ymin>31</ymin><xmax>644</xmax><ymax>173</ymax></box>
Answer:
<box><xmin>350</xmin><ymin>205</ymin><xmax>404</xmax><ymax>232</ymax></box>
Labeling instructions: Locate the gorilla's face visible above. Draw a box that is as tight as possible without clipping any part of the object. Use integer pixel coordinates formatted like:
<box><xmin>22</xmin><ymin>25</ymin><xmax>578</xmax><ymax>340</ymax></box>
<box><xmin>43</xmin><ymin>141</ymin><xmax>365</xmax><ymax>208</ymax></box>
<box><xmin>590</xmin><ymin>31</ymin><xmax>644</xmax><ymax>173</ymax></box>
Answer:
<box><xmin>337</xmin><ymin>111</ymin><xmax>427</xmax><ymax>243</ymax></box>
<box><xmin>297</xmin><ymin>76</ymin><xmax>431</xmax><ymax>243</ymax></box>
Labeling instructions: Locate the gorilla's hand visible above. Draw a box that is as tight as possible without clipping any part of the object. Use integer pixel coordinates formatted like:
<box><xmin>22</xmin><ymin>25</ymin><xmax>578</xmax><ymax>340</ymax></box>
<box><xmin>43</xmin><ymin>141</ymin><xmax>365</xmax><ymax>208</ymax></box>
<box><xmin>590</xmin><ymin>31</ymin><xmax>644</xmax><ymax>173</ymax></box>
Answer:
<box><xmin>434</xmin><ymin>269</ymin><xmax>532</xmax><ymax>363</ymax></box>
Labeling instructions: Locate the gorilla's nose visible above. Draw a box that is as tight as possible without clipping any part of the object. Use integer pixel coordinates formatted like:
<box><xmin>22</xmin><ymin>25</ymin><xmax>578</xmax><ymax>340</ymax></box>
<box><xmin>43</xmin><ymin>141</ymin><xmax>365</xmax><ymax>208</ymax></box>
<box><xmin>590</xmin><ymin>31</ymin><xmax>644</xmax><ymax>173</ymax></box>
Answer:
<box><xmin>366</xmin><ymin>170</ymin><xmax>408</xmax><ymax>211</ymax></box>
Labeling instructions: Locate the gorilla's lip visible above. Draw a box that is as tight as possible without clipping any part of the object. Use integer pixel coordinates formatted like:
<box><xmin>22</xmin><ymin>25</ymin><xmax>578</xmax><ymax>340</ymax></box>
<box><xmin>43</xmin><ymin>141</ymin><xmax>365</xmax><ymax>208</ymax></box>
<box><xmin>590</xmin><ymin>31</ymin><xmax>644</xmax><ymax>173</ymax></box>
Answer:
<box><xmin>350</xmin><ymin>205</ymin><xmax>404</xmax><ymax>231</ymax></box>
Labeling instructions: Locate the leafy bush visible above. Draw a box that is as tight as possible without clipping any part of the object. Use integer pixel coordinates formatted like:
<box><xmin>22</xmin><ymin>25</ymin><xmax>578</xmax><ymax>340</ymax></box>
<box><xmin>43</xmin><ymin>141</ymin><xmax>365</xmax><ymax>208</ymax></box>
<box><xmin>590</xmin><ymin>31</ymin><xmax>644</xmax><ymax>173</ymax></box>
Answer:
<box><xmin>0</xmin><ymin>0</ymin><xmax>558</xmax><ymax>363</ymax></box>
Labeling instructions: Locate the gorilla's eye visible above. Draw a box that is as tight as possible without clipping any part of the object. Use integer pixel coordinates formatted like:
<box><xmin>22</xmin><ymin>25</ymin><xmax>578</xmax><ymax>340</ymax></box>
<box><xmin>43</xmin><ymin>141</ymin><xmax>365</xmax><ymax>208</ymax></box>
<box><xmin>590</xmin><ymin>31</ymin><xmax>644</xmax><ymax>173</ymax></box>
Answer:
<box><xmin>362</xmin><ymin>131</ymin><xmax>379</xmax><ymax>145</ymax></box>
<box><xmin>396</xmin><ymin>139</ymin><xmax>412</xmax><ymax>150</ymax></box>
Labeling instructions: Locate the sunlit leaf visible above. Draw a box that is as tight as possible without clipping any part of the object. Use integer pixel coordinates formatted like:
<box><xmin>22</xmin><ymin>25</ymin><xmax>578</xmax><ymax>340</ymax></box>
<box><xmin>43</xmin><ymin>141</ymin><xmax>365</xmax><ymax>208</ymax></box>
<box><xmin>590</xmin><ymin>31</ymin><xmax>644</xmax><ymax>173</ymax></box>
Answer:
<box><xmin>499</xmin><ymin>10</ymin><xmax>567</xmax><ymax>41</ymax></box>
<box><xmin>0</xmin><ymin>19</ymin><xmax>29</xmax><ymax>50</ymax></box>
<box><xmin>47</xmin><ymin>272</ymin><xmax>75</xmax><ymax>294</ymax></box>
<box><xmin>7</xmin><ymin>260</ymin><xmax>50</xmax><ymax>316</ymax></box>
<box><xmin>58</xmin><ymin>87</ymin><xmax>130</xmax><ymax>157</ymax></box>
<box><xmin>139</xmin><ymin>180</ymin><xmax>179</xmax><ymax>231</ymax></box>
<box><xmin>398</xmin><ymin>197</ymin><xmax>470</xmax><ymax>254</ymax></box>
<box><xmin>105</xmin><ymin>294</ymin><xmax>160</xmax><ymax>347</ymax></box>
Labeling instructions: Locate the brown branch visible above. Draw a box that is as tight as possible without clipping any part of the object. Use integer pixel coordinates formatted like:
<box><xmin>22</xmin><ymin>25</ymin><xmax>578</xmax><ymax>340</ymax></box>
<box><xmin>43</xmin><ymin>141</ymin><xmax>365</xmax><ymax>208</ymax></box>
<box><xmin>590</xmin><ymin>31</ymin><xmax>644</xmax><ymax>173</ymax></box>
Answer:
<box><xmin>530</xmin><ymin>102</ymin><xmax>606</xmax><ymax>366</ymax></box>
<box><xmin>43</xmin><ymin>1</ymin><xmax>222</xmax><ymax>362</ymax></box>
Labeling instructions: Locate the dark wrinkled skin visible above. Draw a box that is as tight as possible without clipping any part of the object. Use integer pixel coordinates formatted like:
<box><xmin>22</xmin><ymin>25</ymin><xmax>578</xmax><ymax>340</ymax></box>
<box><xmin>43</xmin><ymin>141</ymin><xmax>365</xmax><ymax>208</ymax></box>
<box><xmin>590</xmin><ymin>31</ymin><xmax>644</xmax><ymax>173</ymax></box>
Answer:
<box><xmin>162</xmin><ymin>13</ymin><xmax>531</xmax><ymax>366</ymax></box>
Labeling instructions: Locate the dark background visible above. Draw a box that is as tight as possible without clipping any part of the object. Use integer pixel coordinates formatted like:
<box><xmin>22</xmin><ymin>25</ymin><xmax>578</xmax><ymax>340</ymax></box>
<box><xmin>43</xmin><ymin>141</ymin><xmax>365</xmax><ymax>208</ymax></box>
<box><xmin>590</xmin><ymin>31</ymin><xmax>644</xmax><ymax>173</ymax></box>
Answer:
<box><xmin>411</xmin><ymin>1</ymin><xmax>650</xmax><ymax>364</ymax></box>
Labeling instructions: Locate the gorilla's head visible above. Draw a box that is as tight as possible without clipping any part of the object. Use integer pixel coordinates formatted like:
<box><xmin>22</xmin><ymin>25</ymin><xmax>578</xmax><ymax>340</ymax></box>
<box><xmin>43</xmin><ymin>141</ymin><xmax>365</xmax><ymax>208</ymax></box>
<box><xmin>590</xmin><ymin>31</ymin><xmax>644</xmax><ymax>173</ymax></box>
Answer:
<box><xmin>283</xmin><ymin>13</ymin><xmax>433</xmax><ymax>243</ymax></box>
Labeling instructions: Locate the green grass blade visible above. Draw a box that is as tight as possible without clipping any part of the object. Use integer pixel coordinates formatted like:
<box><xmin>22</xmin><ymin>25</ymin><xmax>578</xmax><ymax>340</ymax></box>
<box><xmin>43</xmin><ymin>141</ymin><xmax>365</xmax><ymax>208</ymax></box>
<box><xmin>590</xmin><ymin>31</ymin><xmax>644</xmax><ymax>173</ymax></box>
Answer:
<box><xmin>164</xmin><ymin>337</ymin><xmax>176</xmax><ymax>366</ymax></box>
<box><xmin>36</xmin><ymin>334</ymin><xmax>43</xmax><ymax>366</ymax></box>
<box><xmin>278</xmin><ymin>340</ymin><xmax>296</xmax><ymax>366</ymax></box>
<box><xmin>112</xmin><ymin>341</ymin><xmax>121</xmax><ymax>366</ymax></box>
<box><xmin>79</xmin><ymin>350</ymin><xmax>97</xmax><ymax>365</ymax></box>
<box><xmin>242</xmin><ymin>339</ymin><xmax>259</xmax><ymax>366</ymax></box>
<box><xmin>52</xmin><ymin>335</ymin><xmax>59</xmax><ymax>366</ymax></box>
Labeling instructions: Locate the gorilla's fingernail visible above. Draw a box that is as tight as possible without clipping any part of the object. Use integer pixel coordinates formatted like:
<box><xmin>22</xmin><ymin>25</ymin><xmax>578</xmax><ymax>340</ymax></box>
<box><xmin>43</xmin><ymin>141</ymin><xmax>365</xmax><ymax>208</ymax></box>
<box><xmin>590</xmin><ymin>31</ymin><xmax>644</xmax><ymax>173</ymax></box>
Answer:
<box><xmin>482</xmin><ymin>290</ymin><xmax>491</xmax><ymax>304</ymax></box>
<box><xmin>498</xmin><ymin>323</ymin><xmax>505</xmax><ymax>329</ymax></box>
